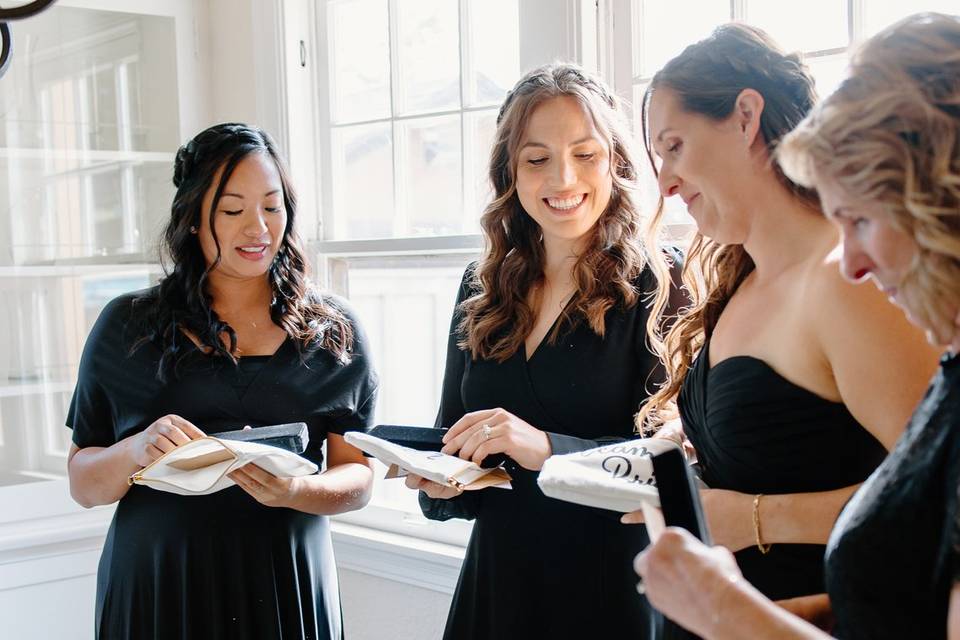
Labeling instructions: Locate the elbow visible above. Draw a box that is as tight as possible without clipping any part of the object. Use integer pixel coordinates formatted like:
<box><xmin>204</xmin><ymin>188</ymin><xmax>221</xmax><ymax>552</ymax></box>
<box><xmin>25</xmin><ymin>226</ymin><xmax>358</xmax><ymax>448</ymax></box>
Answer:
<box><xmin>69</xmin><ymin>483</ymin><xmax>97</xmax><ymax>509</ymax></box>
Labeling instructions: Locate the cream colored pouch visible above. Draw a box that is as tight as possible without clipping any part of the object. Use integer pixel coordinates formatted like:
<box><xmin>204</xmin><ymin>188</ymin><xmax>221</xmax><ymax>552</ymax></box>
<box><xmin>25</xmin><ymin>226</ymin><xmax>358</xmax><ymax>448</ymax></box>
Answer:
<box><xmin>129</xmin><ymin>437</ymin><xmax>319</xmax><ymax>496</ymax></box>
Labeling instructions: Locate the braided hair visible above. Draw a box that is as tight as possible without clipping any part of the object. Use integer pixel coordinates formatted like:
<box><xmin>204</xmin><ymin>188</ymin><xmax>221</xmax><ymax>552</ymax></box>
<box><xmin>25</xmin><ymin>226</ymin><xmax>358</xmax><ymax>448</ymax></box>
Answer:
<box><xmin>460</xmin><ymin>62</ymin><xmax>673</xmax><ymax>364</ymax></box>
<box><xmin>133</xmin><ymin>122</ymin><xmax>353</xmax><ymax>380</ymax></box>
<box><xmin>636</xmin><ymin>23</ymin><xmax>820</xmax><ymax>431</ymax></box>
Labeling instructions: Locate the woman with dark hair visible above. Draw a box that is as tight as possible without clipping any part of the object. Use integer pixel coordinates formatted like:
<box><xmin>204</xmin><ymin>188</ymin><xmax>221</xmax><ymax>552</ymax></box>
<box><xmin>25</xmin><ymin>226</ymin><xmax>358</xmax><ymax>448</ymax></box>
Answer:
<box><xmin>635</xmin><ymin>13</ymin><xmax>960</xmax><ymax>639</ymax></box>
<box><xmin>402</xmin><ymin>63</ymin><xmax>683</xmax><ymax>640</ymax></box>
<box><xmin>65</xmin><ymin>123</ymin><xmax>377</xmax><ymax>640</ymax></box>
<box><xmin>625</xmin><ymin>23</ymin><xmax>939</xmax><ymax>607</ymax></box>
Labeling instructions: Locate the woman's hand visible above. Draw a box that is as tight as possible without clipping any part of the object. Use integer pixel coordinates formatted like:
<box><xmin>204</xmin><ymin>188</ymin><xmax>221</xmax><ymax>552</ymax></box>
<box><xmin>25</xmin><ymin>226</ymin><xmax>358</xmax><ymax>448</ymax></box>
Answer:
<box><xmin>404</xmin><ymin>473</ymin><xmax>463</xmax><ymax>500</ymax></box>
<box><xmin>634</xmin><ymin>527</ymin><xmax>745</xmax><ymax>638</ymax></box>
<box><xmin>127</xmin><ymin>414</ymin><xmax>205</xmax><ymax>468</ymax></box>
<box><xmin>229</xmin><ymin>462</ymin><xmax>300</xmax><ymax>507</ymax></box>
<box><xmin>440</xmin><ymin>408</ymin><xmax>552</xmax><ymax>471</ymax></box>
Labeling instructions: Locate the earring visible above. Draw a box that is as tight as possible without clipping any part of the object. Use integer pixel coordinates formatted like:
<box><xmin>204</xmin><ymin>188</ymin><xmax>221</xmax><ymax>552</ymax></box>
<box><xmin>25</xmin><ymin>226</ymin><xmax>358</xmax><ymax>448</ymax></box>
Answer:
<box><xmin>189</xmin><ymin>225</ymin><xmax>198</xmax><ymax>234</ymax></box>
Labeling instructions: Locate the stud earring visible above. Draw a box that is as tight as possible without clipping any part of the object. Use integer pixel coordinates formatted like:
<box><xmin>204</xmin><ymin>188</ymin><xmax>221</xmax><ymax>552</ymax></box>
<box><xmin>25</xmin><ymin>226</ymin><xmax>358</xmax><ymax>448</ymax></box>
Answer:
<box><xmin>189</xmin><ymin>225</ymin><xmax>198</xmax><ymax>234</ymax></box>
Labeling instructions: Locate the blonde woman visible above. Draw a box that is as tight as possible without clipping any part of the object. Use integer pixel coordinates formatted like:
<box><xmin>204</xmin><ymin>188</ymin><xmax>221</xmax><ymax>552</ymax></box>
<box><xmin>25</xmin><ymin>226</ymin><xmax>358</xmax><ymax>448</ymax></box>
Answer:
<box><xmin>403</xmin><ymin>64</ymin><xmax>682</xmax><ymax>639</ymax></box>
<box><xmin>636</xmin><ymin>13</ymin><xmax>960</xmax><ymax>639</ymax></box>
<box><xmin>625</xmin><ymin>22</ymin><xmax>939</xmax><ymax>608</ymax></box>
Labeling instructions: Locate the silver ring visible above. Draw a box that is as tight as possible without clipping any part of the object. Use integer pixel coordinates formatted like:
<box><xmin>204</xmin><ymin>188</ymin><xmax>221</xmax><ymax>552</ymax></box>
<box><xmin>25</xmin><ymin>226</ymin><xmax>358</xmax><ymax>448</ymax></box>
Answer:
<box><xmin>482</xmin><ymin>424</ymin><xmax>492</xmax><ymax>441</ymax></box>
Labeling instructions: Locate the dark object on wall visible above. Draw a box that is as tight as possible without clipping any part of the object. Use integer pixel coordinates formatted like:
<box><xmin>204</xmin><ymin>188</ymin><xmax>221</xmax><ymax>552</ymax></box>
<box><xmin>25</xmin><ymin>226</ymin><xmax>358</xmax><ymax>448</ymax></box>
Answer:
<box><xmin>0</xmin><ymin>0</ymin><xmax>59</xmax><ymax>80</ymax></box>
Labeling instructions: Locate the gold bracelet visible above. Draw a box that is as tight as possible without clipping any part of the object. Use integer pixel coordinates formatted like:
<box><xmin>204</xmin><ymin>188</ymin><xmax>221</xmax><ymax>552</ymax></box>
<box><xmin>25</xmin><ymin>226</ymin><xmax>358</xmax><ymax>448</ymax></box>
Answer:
<box><xmin>753</xmin><ymin>493</ymin><xmax>772</xmax><ymax>555</ymax></box>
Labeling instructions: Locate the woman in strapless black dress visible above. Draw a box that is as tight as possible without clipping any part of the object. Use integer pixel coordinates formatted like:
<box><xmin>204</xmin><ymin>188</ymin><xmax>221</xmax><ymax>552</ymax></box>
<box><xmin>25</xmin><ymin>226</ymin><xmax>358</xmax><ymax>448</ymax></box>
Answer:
<box><xmin>624</xmin><ymin>22</ymin><xmax>940</xmax><ymax>610</ymax></box>
<box><xmin>634</xmin><ymin>13</ymin><xmax>960</xmax><ymax>639</ymax></box>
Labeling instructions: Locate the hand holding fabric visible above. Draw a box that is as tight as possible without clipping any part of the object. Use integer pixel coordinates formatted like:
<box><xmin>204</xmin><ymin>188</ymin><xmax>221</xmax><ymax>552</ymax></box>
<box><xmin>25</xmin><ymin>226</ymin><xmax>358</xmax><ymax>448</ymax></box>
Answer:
<box><xmin>228</xmin><ymin>462</ymin><xmax>300</xmax><ymax>507</ymax></box>
<box><xmin>441</xmin><ymin>408</ymin><xmax>552</xmax><ymax>471</ymax></box>
<box><xmin>128</xmin><ymin>414</ymin><xmax>205</xmax><ymax>468</ymax></box>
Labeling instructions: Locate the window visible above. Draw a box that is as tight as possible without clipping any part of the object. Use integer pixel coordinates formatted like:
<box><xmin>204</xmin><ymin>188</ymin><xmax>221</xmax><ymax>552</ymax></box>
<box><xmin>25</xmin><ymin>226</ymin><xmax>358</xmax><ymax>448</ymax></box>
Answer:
<box><xmin>320</xmin><ymin>0</ymin><xmax>520</xmax><ymax>240</ymax></box>
<box><xmin>0</xmin><ymin>1</ymin><xmax>205</xmax><ymax>488</ymax></box>
<box><xmin>605</xmin><ymin>0</ymin><xmax>958</xmax><ymax>227</ymax></box>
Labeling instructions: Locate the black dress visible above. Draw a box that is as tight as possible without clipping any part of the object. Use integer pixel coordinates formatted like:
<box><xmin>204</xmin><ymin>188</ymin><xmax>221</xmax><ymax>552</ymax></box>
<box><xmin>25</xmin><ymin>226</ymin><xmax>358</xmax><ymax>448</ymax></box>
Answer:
<box><xmin>677</xmin><ymin>342</ymin><xmax>886</xmax><ymax>600</ymax></box>
<box><xmin>825</xmin><ymin>351</ymin><xmax>960</xmax><ymax>639</ymax></box>
<box><xmin>67</xmin><ymin>289</ymin><xmax>378</xmax><ymax>640</ymax></box>
<box><xmin>420</xmin><ymin>264</ymin><xmax>682</xmax><ymax>640</ymax></box>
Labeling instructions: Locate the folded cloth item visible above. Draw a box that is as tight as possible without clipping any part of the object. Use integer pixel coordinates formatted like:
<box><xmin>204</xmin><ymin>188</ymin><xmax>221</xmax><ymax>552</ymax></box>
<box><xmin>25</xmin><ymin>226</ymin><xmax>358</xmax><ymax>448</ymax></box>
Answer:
<box><xmin>129</xmin><ymin>436</ymin><xmax>318</xmax><ymax>496</ymax></box>
<box><xmin>537</xmin><ymin>438</ymin><xmax>679</xmax><ymax>513</ymax></box>
<box><xmin>344</xmin><ymin>431</ymin><xmax>511</xmax><ymax>491</ymax></box>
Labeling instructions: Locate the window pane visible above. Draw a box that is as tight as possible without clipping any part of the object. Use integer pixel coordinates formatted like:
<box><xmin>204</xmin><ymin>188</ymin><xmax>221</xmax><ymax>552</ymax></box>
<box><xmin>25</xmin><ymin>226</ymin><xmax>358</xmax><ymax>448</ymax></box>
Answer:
<box><xmin>863</xmin><ymin>1</ymin><xmax>959</xmax><ymax>39</ymax></box>
<box><xmin>331</xmin><ymin>122</ymin><xmax>395</xmax><ymax>239</ymax></box>
<box><xmin>745</xmin><ymin>0</ymin><xmax>848</xmax><ymax>52</ymax></box>
<box><xmin>807</xmin><ymin>54</ymin><xmax>848</xmax><ymax>100</ymax></box>
<box><xmin>463</xmin><ymin>0</ymin><xmax>520</xmax><ymax>107</ymax></box>
<box><xmin>347</xmin><ymin>260</ymin><xmax>474</xmax><ymax>511</ymax></box>
<box><xmin>633</xmin><ymin>0</ymin><xmax>730</xmax><ymax>78</ymax></box>
<box><xmin>463</xmin><ymin>109</ymin><xmax>497</xmax><ymax>233</ymax></box>
<box><xmin>0</xmin><ymin>7</ymin><xmax>178</xmax><ymax>153</ymax></box>
<box><xmin>394</xmin><ymin>0</ymin><xmax>460</xmax><ymax>115</ymax></box>
<box><xmin>329</xmin><ymin>0</ymin><xmax>392</xmax><ymax>123</ymax></box>
<box><xmin>396</xmin><ymin>114</ymin><xmax>462</xmax><ymax>236</ymax></box>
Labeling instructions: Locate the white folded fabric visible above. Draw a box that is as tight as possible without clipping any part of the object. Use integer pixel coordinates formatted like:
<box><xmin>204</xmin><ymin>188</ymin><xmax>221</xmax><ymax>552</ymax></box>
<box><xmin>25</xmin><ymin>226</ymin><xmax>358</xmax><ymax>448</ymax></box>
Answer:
<box><xmin>537</xmin><ymin>438</ymin><xmax>678</xmax><ymax>513</ymax></box>
<box><xmin>129</xmin><ymin>436</ymin><xmax>318</xmax><ymax>496</ymax></box>
<box><xmin>344</xmin><ymin>431</ymin><xmax>511</xmax><ymax>490</ymax></box>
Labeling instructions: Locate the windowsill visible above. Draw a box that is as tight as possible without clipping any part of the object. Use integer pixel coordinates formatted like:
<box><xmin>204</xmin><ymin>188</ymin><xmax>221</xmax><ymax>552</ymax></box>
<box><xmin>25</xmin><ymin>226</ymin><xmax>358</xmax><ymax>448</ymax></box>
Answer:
<box><xmin>0</xmin><ymin>477</ymin><xmax>466</xmax><ymax>595</ymax></box>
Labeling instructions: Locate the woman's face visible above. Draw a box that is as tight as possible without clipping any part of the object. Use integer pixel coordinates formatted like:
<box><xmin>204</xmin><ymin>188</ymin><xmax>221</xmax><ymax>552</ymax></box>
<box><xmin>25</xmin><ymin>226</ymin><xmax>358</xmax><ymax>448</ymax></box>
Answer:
<box><xmin>817</xmin><ymin>177</ymin><xmax>923</xmax><ymax>313</ymax></box>
<box><xmin>197</xmin><ymin>152</ymin><xmax>287</xmax><ymax>280</ymax></box>
<box><xmin>647</xmin><ymin>87</ymin><xmax>757</xmax><ymax>243</ymax></box>
<box><xmin>514</xmin><ymin>95</ymin><xmax>613</xmax><ymax>250</ymax></box>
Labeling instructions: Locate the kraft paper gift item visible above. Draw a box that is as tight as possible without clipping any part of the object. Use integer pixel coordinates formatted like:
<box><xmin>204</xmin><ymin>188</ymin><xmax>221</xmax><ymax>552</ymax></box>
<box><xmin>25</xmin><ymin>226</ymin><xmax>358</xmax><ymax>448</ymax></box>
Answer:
<box><xmin>537</xmin><ymin>438</ymin><xmax>681</xmax><ymax>512</ymax></box>
<box><xmin>344</xmin><ymin>431</ymin><xmax>511</xmax><ymax>491</ymax></box>
<box><xmin>129</xmin><ymin>436</ymin><xmax>318</xmax><ymax>496</ymax></box>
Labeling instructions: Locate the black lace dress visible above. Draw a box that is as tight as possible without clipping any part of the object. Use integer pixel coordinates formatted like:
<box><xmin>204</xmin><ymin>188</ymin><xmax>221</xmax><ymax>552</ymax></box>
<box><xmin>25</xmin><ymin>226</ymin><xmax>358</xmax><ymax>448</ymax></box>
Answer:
<box><xmin>826</xmin><ymin>351</ymin><xmax>960</xmax><ymax>639</ymax></box>
<box><xmin>67</xmin><ymin>289</ymin><xmax>378</xmax><ymax>640</ymax></box>
<box><xmin>677</xmin><ymin>342</ymin><xmax>887</xmax><ymax>600</ymax></box>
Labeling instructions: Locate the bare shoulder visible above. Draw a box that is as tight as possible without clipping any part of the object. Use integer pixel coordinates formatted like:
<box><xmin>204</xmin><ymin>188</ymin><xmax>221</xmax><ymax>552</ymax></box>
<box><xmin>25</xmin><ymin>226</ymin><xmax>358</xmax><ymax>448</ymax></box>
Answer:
<box><xmin>802</xmin><ymin>252</ymin><xmax>940</xmax><ymax>448</ymax></box>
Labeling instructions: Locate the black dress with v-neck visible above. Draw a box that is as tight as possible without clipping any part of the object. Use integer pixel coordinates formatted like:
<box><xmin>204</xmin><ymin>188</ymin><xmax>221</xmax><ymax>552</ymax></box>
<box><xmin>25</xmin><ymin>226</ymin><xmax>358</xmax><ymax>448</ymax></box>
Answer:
<box><xmin>67</xmin><ymin>289</ymin><xmax>378</xmax><ymax>640</ymax></box>
<box><xmin>677</xmin><ymin>342</ymin><xmax>886</xmax><ymax>600</ymax></box>
<box><xmin>420</xmin><ymin>264</ymin><xmax>681</xmax><ymax>640</ymax></box>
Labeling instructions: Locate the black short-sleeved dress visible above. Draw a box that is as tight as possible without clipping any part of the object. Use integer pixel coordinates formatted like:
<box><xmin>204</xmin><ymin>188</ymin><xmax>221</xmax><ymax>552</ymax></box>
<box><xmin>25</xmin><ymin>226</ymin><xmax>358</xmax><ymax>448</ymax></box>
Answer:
<box><xmin>420</xmin><ymin>263</ymin><xmax>684</xmax><ymax>640</ymax></box>
<box><xmin>67</xmin><ymin>288</ymin><xmax>378</xmax><ymax>640</ymax></box>
<box><xmin>825</xmin><ymin>351</ymin><xmax>960</xmax><ymax>639</ymax></box>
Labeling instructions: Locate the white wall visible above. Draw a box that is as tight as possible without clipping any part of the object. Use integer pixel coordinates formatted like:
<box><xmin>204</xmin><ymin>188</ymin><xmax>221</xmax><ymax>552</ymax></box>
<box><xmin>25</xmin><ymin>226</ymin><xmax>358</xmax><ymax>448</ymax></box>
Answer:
<box><xmin>340</xmin><ymin>570</ymin><xmax>452</xmax><ymax>640</ymax></box>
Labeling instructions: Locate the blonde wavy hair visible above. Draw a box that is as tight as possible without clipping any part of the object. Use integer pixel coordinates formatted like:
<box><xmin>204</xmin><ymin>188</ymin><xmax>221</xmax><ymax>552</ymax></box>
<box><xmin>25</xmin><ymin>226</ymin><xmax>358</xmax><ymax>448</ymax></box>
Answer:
<box><xmin>778</xmin><ymin>12</ymin><xmax>960</xmax><ymax>346</ymax></box>
<box><xmin>636</xmin><ymin>24</ymin><xmax>820</xmax><ymax>431</ymax></box>
<box><xmin>460</xmin><ymin>63</ymin><xmax>673</xmax><ymax>363</ymax></box>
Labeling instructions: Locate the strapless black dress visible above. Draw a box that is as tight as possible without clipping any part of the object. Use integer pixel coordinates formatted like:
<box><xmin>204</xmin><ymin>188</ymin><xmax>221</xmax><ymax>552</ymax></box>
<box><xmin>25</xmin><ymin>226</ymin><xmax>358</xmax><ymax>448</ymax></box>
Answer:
<box><xmin>677</xmin><ymin>344</ymin><xmax>886</xmax><ymax>600</ymax></box>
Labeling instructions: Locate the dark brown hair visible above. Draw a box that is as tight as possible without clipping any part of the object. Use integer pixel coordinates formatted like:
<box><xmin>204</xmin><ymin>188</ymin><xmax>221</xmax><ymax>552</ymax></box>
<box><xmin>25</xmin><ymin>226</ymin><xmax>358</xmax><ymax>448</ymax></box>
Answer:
<box><xmin>134</xmin><ymin>123</ymin><xmax>353</xmax><ymax>380</ymax></box>
<box><xmin>637</xmin><ymin>23</ymin><xmax>820</xmax><ymax>429</ymax></box>
<box><xmin>460</xmin><ymin>63</ymin><xmax>671</xmax><ymax>362</ymax></box>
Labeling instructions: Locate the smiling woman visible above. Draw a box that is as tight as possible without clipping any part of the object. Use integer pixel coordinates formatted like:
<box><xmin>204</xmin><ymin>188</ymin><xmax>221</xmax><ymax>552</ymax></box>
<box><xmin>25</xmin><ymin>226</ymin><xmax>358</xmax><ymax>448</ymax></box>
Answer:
<box><xmin>404</xmin><ymin>63</ymin><xmax>685</xmax><ymax>640</ymax></box>
<box><xmin>64</xmin><ymin>123</ymin><xmax>379</xmax><ymax>640</ymax></box>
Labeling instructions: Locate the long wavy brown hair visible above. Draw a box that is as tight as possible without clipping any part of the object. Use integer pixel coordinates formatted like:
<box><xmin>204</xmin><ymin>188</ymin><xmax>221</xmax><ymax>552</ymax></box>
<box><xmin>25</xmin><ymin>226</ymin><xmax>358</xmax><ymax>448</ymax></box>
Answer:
<box><xmin>459</xmin><ymin>63</ymin><xmax>672</xmax><ymax>363</ymax></box>
<box><xmin>133</xmin><ymin>123</ymin><xmax>353</xmax><ymax>381</ymax></box>
<box><xmin>779</xmin><ymin>13</ymin><xmax>960</xmax><ymax>347</ymax></box>
<box><xmin>636</xmin><ymin>24</ymin><xmax>821</xmax><ymax>430</ymax></box>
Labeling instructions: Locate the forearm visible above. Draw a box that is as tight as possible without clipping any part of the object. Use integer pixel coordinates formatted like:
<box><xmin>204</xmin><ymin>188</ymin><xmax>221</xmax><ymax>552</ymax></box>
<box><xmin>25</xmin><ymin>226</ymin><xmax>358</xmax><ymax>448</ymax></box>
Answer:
<box><xmin>68</xmin><ymin>440</ymin><xmax>139</xmax><ymax>508</ymax></box>
<box><xmin>282</xmin><ymin>462</ymin><xmax>373</xmax><ymax>516</ymax></box>
<box><xmin>760</xmin><ymin>484</ymin><xmax>859</xmax><ymax>545</ymax></box>
<box><xmin>710</xmin><ymin>578</ymin><xmax>833</xmax><ymax>640</ymax></box>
